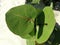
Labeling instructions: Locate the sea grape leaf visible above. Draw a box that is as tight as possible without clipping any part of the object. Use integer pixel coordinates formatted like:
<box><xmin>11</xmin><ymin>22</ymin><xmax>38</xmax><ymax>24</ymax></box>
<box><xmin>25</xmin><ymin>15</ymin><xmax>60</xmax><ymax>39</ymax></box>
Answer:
<box><xmin>36</xmin><ymin>7</ymin><xmax>56</xmax><ymax>43</ymax></box>
<box><xmin>6</xmin><ymin>4</ymin><xmax>38</xmax><ymax>39</ymax></box>
<box><xmin>29</xmin><ymin>28</ymin><xmax>36</xmax><ymax>36</ymax></box>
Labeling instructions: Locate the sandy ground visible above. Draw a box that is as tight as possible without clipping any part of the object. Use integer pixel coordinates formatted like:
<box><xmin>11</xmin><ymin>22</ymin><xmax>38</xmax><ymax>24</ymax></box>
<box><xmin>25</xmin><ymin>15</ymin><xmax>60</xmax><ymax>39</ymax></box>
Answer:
<box><xmin>54</xmin><ymin>10</ymin><xmax>60</xmax><ymax>25</ymax></box>
<box><xmin>0</xmin><ymin>0</ymin><xmax>26</xmax><ymax>45</ymax></box>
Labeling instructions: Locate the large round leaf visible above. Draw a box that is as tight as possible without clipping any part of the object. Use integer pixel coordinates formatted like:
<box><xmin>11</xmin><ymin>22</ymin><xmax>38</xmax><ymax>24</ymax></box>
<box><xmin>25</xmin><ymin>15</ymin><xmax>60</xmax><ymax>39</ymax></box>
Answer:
<box><xmin>36</xmin><ymin>7</ymin><xmax>56</xmax><ymax>43</ymax></box>
<box><xmin>6</xmin><ymin>4</ymin><xmax>38</xmax><ymax>39</ymax></box>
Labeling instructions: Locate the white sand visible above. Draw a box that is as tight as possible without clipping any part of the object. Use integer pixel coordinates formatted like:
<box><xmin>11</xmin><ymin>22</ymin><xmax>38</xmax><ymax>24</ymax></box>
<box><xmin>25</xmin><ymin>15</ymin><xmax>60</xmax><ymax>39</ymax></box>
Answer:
<box><xmin>0</xmin><ymin>0</ymin><xmax>26</xmax><ymax>45</ymax></box>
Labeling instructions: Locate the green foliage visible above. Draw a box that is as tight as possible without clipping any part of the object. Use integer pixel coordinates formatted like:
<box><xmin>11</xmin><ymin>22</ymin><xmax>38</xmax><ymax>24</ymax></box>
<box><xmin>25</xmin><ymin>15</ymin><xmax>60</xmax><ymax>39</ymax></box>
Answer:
<box><xmin>36</xmin><ymin>7</ymin><xmax>56</xmax><ymax>44</ymax></box>
<box><xmin>6</xmin><ymin>4</ymin><xmax>38</xmax><ymax>39</ymax></box>
<box><xmin>6</xmin><ymin>0</ymin><xmax>56</xmax><ymax>45</ymax></box>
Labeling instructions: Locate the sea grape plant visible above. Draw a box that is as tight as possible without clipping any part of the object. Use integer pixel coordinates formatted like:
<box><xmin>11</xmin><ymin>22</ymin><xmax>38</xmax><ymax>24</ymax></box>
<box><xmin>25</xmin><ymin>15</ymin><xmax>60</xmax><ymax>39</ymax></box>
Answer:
<box><xmin>6</xmin><ymin>0</ymin><xmax>56</xmax><ymax>45</ymax></box>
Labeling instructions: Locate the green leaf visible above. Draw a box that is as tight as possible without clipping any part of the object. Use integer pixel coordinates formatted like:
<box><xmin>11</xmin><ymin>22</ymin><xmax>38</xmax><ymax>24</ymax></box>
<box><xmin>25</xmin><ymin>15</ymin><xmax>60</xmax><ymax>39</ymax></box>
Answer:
<box><xmin>32</xmin><ymin>0</ymin><xmax>40</xmax><ymax>4</ymax></box>
<box><xmin>6</xmin><ymin>4</ymin><xmax>38</xmax><ymax>39</ymax></box>
<box><xmin>36</xmin><ymin>7</ymin><xmax>56</xmax><ymax>43</ymax></box>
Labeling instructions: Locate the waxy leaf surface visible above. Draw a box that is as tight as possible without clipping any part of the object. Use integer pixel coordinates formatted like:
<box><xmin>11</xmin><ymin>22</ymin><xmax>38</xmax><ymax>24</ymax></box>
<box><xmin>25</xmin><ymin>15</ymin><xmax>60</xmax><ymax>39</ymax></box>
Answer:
<box><xmin>36</xmin><ymin>7</ymin><xmax>56</xmax><ymax>43</ymax></box>
<box><xmin>6</xmin><ymin>4</ymin><xmax>38</xmax><ymax>39</ymax></box>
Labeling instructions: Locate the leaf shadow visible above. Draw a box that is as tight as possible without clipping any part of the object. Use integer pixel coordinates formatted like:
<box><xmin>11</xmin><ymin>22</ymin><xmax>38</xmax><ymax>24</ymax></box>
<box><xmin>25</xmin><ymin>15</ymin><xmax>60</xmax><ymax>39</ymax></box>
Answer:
<box><xmin>29</xmin><ymin>11</ymin><xmax>45</xmax><ymax>39</ymax></box>
<box><xmin>36</xmin><ymin>11</ymin><xmax>45</xmax><ymax>39</ymax></box>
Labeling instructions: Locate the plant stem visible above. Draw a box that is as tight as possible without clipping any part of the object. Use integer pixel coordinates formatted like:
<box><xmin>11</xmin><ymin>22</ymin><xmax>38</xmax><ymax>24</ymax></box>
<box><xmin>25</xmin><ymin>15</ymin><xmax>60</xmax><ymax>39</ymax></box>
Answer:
<box><xmin>35</xmin><ymin>41</ymin><xmax>45</xmax><ymax>45</ymax></box>
<box><xmin>50</xmin><ymin>2</ymin><xmax>53</xmax><ymax>8</ymax></box>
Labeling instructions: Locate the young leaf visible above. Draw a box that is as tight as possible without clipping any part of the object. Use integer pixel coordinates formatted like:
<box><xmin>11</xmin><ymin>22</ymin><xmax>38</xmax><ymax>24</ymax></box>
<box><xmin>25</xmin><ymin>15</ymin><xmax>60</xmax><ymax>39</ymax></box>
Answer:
<box><xmin>36</xmin><ymin>7</ymin><xmax>56</xmax><ymax>43</ymax></box>
<box><xmin>6</xmin><ymin>4</ymin><xmax>38</xmax><ymax>39</ymax></box>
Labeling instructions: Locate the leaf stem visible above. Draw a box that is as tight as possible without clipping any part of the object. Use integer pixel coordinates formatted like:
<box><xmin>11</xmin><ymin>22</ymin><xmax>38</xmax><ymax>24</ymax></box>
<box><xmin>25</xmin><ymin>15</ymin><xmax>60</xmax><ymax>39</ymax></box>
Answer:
<box><xmin>35</xmin><ymin>41</ymin><xmax>45</xmax><ymax>45</ymax></box>
<box><xmin>50</xmin><ymin>2</ymin><xmax>53</xmax><ymax>8</ymax></box>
